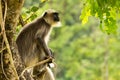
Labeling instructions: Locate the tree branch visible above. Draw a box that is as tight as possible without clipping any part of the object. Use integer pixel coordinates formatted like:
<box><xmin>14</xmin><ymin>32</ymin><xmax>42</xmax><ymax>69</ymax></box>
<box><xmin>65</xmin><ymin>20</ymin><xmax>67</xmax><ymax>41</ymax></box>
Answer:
<box><xmin>0</xmin><ymin>0</ymin><xmax>19</xmax><ymax>79</ymax></box>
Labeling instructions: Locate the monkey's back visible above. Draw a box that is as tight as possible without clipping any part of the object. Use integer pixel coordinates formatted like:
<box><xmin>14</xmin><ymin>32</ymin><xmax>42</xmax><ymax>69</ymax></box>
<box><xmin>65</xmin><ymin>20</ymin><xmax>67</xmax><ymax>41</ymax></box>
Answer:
<box><xmin>16</xmin><ymin>18</ymin><xmax>51</xmax><ymax>67</ymax></box>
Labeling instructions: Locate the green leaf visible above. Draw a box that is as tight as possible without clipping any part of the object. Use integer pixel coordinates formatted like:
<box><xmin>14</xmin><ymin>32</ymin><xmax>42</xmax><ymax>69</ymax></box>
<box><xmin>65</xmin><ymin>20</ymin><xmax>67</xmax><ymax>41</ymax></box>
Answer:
<box><xmin>30</xmin><ymin>14</ymin><xmax>37</xmax><ymax>21</ymax></box>
<box><xmin>31</xmin><ymin>6</ymin><xmax>39</xmax><ymax>12</ymax></box>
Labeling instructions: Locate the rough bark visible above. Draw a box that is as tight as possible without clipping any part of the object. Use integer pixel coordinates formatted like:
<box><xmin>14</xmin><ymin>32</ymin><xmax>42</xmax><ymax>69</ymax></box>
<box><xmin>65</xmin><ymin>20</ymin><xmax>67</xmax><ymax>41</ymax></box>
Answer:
<box><xmin>0</xmin><ymin>0</ymin><xmax>24</xmax><ymax>80</ymax></box>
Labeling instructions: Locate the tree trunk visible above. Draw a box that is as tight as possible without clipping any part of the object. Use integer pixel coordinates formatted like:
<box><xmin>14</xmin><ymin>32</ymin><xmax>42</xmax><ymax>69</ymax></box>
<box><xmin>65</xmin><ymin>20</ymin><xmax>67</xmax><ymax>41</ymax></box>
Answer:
<box><xmin>0</xmin><ymin>0</ymin><xmax>24</xmax><ymax>80</ymax></box>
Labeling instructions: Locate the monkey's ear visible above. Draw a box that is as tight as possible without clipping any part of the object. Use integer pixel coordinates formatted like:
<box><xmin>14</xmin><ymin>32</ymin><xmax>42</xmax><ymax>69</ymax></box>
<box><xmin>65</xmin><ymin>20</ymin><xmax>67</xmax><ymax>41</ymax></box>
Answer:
<box><xmin>43</xmin><ymin>12</ymin><xmax>47</xmax><ymax>17</ymax></box>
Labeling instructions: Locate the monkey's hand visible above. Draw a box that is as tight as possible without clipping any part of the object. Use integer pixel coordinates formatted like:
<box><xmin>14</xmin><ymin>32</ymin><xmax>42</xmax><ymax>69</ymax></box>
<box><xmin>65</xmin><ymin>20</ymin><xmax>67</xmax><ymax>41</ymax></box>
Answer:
<box><xmin>44</xmin><ymin>50</ymin><xmax>56</xmax><ymax>68</ymax></box>
<box><xmin>49</xmin><ymin>48</ymin><xmax>54</xmax><ymax>58</ymax></box>
<box><xmin>45</xmin><ymin>57</ymin><xmax>56</xmax><ymax>68</ymax></box>
<box><xmin>44</xmin><ymin>48</ymin><xmax>54</xmax><ymax>60</ymax></box>
<box><xmin>44</xmin><ymin>56</ymin><xmax>54</xmax><ymax>63</ymax></box>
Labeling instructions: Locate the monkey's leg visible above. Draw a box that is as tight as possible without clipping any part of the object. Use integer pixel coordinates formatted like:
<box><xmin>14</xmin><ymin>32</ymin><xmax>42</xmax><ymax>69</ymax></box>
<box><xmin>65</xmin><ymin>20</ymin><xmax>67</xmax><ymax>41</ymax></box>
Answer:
<box><xmin>24</xmin><ymin>69</ymin><xmax>34</xmax><ymax>80</ymax></box>
<box><xmin>43</xmin><ymin>67</ymin><xmax>55</xmax><ymax>80</ymax></box>
<box><xmin>19</xmin><ymin>76</ymin><xmax>26</xmax><ymax>80</ymax></box>
<box><xmin>19</xmin><ymin>58</ymin><xmax>53</xmax><ymax>79</ymax></box>
<box><xmin>33</xmin><ymin>66</ymin><xmax>55</xmax><ymax>80</ymax></box>
<box><xmin>19</xmin><ymin>69</ymin><xmax>34</xmax><ymax>80</ymax></box>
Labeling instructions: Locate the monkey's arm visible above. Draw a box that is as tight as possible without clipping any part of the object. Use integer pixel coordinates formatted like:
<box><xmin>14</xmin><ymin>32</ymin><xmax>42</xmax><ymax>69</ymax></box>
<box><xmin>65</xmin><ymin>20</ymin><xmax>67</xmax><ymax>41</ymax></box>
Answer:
<box><xmin>36</xmin><ymin>37</ymin><xmax>53</xmax><ymax>57</ymax></box>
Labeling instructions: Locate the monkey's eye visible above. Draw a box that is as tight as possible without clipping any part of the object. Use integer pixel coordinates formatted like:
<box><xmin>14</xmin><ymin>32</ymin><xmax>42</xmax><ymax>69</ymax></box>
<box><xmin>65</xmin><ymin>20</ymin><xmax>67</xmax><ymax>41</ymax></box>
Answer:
<box><xmin>53</xmin><ymin>13</ymin><xmax>59</xmax><ymax>21</ymax></box>
<box><xmin>43</xmin><ymin>12</ymin><xmax>47</xmax><ymax>17</ymax></box>
<box><xmin>53</xmin><ymin>12</ymin><xmax>59</xmax><ymax>15</ymax></box>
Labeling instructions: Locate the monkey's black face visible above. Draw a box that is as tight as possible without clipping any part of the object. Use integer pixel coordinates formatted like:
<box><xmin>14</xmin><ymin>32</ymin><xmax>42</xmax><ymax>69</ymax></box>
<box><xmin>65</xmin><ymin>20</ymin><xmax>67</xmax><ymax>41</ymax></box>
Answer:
<box><xmin>43</xmin><ymin>9</ymin><xmax>61</xmax><ymax>27</ymax></box>
<box><xmin>53</xmin><ymin>12</ymin><xmax>60</xmax><ymax>21</ymax></box>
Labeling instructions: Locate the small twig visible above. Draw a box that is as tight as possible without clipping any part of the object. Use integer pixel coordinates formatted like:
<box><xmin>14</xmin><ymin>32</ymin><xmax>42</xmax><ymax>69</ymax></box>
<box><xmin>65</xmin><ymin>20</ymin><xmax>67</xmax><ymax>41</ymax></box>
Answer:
<box><xmin>24</xmin><ymin>12</ymin><xmax>34</xmax><ymax>22</ymax></box>
<box><xmin>19</xmin><ymin>15</ymin><xmax>25</xmax><ymax>26</ymax></box>
<box><xmin>5</xmin><ymin>30</ymin><xmax>14</xmax><ymax>33</ymax></box>
<box><xmin>27</xmin><ymin>57</ymin><xmax>52</xmax><ymax>70</ymax></box>
<box><xmin>19</xmin><ymin>11</ymin><xmax>36</xmax><ymax>26</ymax></box>
<box><xmin>0</xmin><ymin>46</ymin><xmax>6</xmax><ymax>53</ymax></box>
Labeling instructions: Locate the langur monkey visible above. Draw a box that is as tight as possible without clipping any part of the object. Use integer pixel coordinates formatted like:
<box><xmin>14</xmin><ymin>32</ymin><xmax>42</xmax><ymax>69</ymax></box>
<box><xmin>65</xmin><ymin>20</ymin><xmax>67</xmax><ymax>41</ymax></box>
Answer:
<box><xmin>16</xmin><ymin>9</ymin><xmax>61</xmax><ymax>80</ymax></box>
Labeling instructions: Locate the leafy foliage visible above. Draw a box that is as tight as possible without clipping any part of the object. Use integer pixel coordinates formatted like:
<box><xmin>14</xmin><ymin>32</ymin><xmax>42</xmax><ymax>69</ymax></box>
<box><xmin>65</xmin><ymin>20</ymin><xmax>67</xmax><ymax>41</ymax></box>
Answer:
<box><xmin>80</xmin><ymin>0</ymin><xmax>120</xmax><ymax>34</ymax></box>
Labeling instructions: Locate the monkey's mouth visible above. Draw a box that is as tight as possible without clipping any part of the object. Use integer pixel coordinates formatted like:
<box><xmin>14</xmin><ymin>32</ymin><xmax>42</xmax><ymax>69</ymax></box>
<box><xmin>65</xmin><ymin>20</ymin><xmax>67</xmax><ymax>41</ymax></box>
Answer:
<box><xmin>52</xmin><ymin>22</ymin><xmax>62</xmax><ymax>27</ymax></box>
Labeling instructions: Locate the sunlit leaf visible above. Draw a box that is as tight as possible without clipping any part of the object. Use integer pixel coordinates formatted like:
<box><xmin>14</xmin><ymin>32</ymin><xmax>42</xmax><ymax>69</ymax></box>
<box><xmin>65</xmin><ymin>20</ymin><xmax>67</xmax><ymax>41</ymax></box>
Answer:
<box><xmin>40</xmin><ymin>0</ymin><xmax>47</xmax><ymax>3</ymax></box>
<box><xmin>80</xmin><ymin>8</ymin><xmax>91</xmax><ymax>24</ymax></box>
<box><xmin>31</xmin><ymin>6</ymin><xmax>39</xmax><ymax>12</ymax></box>
<box><xmin>80</xmin><ymin>0</ymin><xmax>119</xmax><ymax>34</ymax></box>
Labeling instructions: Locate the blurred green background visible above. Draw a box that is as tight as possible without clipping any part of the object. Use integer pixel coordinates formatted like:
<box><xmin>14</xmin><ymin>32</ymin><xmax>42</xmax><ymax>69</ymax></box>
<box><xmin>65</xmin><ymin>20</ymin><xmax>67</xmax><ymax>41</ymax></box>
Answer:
<box><xmin>18</xmin><ymin>0</ymin><xmax>120</xmax><ymax>80</ymax></box>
